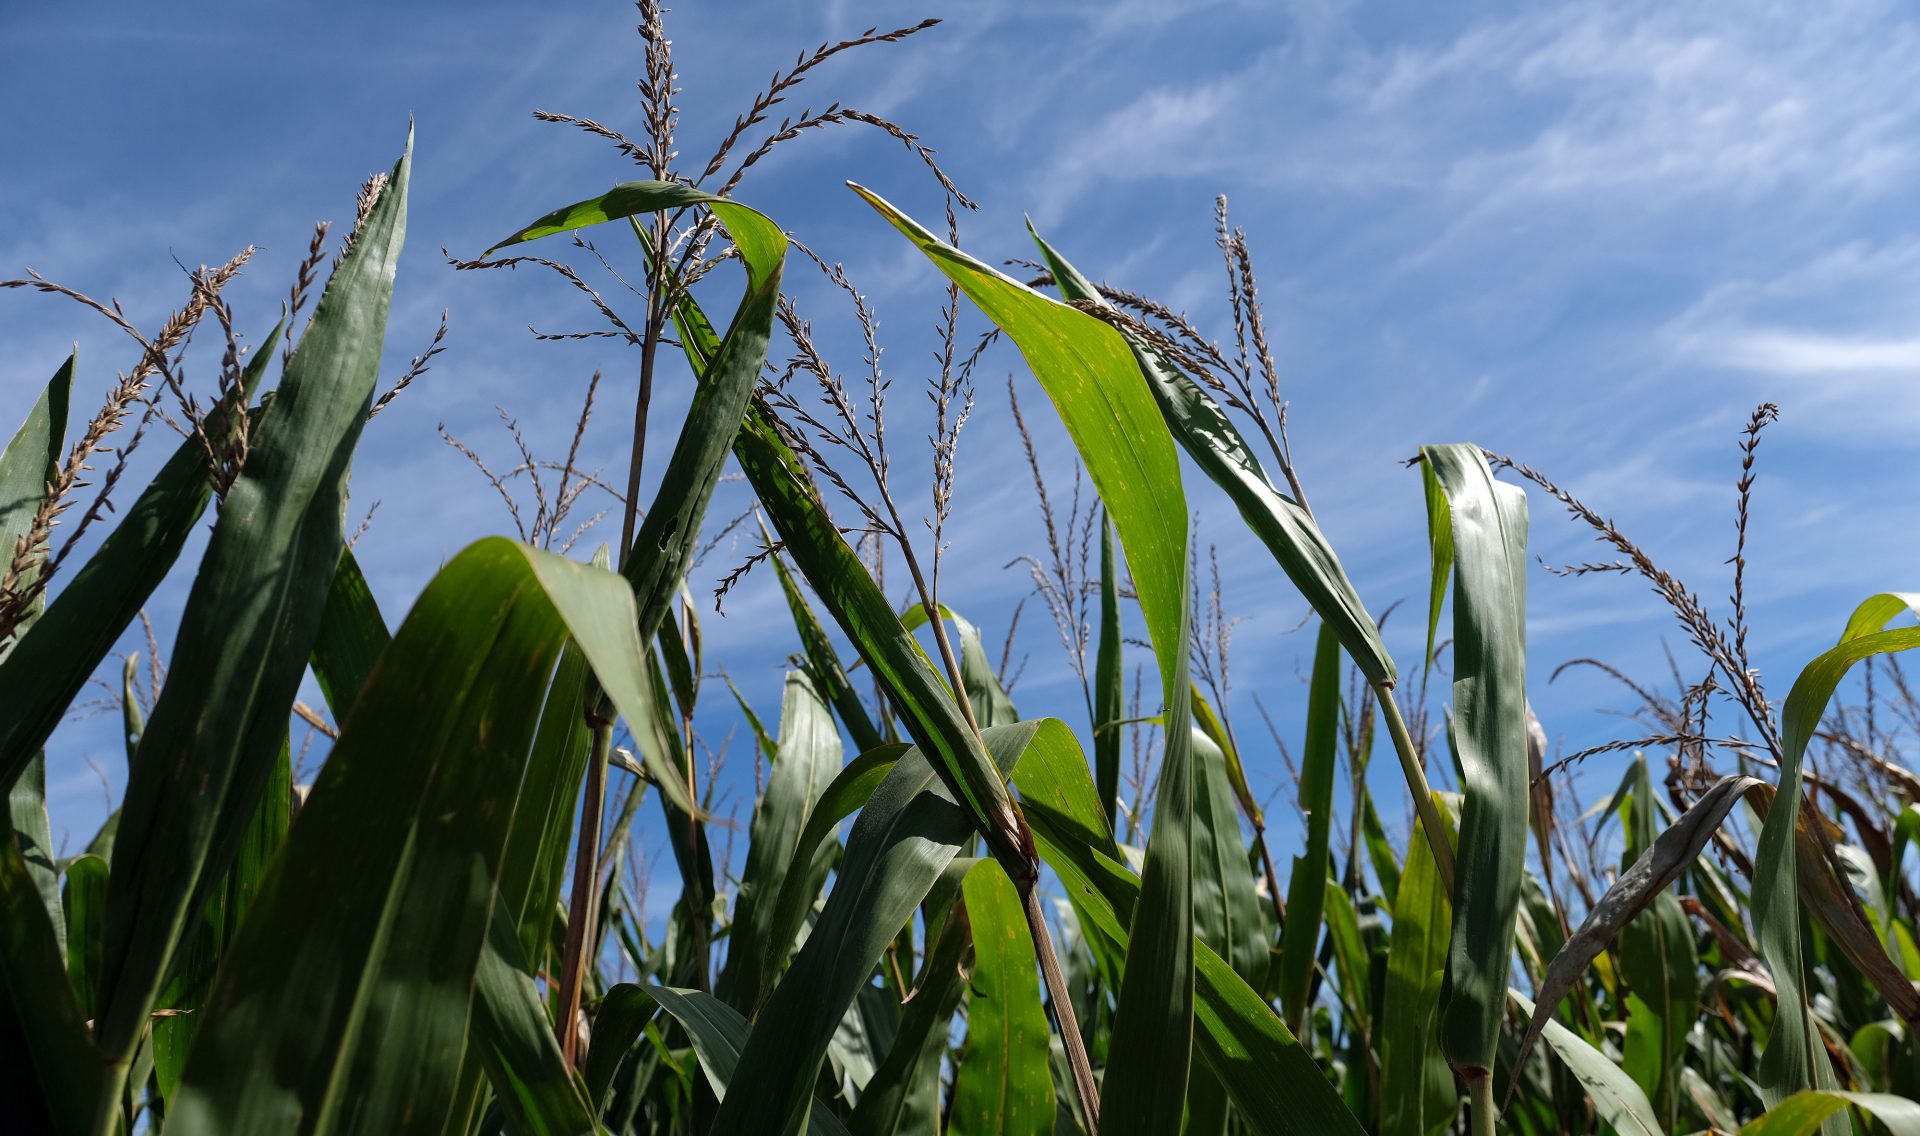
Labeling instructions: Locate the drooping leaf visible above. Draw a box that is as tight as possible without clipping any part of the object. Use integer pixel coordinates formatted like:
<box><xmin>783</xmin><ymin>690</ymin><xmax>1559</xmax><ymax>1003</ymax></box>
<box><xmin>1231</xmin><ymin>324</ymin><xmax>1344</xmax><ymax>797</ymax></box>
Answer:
<box><xmin>1026</xmin><ymin>226</ymin><xmax>1393</xmax><ymax>687</ymax></box>
<box><xmin>168</xmin><ymin>537</ymin><xmax>700</xmax><ymax>1132</ymax></box>
<box><xmin>470</xmin><ymin>907</ymin><xmax>598</xmax><ymax>1136</ymax></box>
<box><xmin>1739</xmin><ymin>1090</ymin><xmax>1920</xmax><ymax>1136</ymax></box>
<box><xmin>854</xmin><ymin>185</ymin><xmax>1199</xmax><ymax>1134</ymax></box>
<box><xmin>647</xmin><ymin>986</ymin><xmax>851</xmax><ymax>1136</ymax></box>
<box><xmin>1508</xmin><ymin>991</ymin><xmax>1665</xmax><ymax>1136</ymax></box>
<box><xmin>1756</xmin><ymin>621</ymin><xmax>1920</xmax><ymax>1104</ymax></box>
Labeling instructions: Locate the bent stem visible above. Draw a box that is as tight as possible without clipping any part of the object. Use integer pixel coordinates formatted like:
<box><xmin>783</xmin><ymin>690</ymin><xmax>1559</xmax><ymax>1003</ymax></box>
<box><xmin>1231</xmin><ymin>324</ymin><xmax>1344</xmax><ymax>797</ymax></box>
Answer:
<box><xmin>1377</xmin><ymin>688</ymin><xmax>1457</xmax><ymax>897</ymax></box>
<box><xmin>1024</xmin><ymin>879</ymin><xmax>1102</xmax><ymax>1131</ymax></box>
<box><xmin>554</xmin><ymin>715</ymin><xmax>613</xmax><ymax>1065</ymax></box>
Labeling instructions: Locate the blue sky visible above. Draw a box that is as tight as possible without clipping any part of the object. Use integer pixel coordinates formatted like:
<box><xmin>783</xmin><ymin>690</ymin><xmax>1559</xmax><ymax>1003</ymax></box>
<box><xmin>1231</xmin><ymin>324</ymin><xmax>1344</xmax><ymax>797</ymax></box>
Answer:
<box><xmin>5</xmin><ymin>1</ymin><xmax>1918</xmax><ymax>909</ymax></box>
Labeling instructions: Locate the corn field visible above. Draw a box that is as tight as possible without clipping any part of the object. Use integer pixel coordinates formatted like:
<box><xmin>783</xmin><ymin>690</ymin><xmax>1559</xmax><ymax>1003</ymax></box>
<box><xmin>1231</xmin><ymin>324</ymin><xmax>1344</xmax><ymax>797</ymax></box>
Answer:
<box><xmin>4</xmin><ymin>8</ymin><xmax>1920</xmax><ymax>1136</ymax></box>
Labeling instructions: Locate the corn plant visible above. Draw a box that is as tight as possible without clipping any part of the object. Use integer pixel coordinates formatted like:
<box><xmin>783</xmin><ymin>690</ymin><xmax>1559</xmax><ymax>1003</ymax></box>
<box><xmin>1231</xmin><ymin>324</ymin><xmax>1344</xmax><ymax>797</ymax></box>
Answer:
<box><xmin>5</xmin><ymin>7</ymin><xmax>1920</xmax><ymax>1136</ymax></box>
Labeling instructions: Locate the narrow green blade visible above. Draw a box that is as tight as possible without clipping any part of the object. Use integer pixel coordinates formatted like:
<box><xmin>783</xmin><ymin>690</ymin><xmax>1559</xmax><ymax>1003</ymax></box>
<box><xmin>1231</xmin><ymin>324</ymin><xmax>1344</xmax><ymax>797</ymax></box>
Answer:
<box><xmin>1279</xmin><ymin>621</ymin><xmax>1341</xmax><ymax>1031</ymax></box>
<box><xmin>167</xmin><ymin>537</ymin><xmax>690</xmax><ymax>1132</ymax></box>
<box><xmin>716</xmin><ymin>670</ymin><xmax>842</xmax><ymax>1010</ymax></box>
<box><xmin>853</xmin><ymin>185</ymin><xmax>1198</xmax><ymax>1134</ymax></box>
<box><xmin>1422</xmin><ymin>444</ymin><xmax>1529</xmax><ymax>1086</ymax></box>
<box><xmin>715</xmin><ymin>725</ymin><xmax>1035</xmax><ymax>1134</ymax></box>
<box><xmin>949</xmin><ymin>859</ymin><xmax>1054</xmax><ymax>1136</ymax></box>
<box><xmin>97</xmin><ymin>135</ymin><xmax>414</xmax><ymax>1068</ymax></box>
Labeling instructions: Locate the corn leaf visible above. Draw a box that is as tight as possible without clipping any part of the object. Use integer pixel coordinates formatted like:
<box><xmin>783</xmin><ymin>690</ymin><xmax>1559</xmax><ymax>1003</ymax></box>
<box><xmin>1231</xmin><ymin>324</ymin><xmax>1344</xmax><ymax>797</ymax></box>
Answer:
<box><xmin>772</xmin><ymin>551</ymin><xmax>885</xmax><ymax>753</ymax></box>
<box><xmin>1756</xmin><ymin>622</ymin><xmax>1920</xmax><ymax>1104</ymax></box>
<box><xmin>845</xmin><ymin>898</ymin><xmax>971</xmax><ymax>1136</ymax></box>
<box><xmin>1027</xmin><ymin>228</ymin><xmax>1393</xmax><ymax>688</ymax></box>
<box><xmin>1280</xmin><ymin>621</ymin><xmax>1342</xmax><ymax>1031</ymax></box>
<box><xmin>856</xmin><ymin>186</ymin><xmax>1198</xmax><ymax>1134</ymax></box>
<box><xmin>1740</xmin><ymin>1090</ymin><xmax>1920</xmax><ymax>1135</ymax></box>
<box><xmin>471</xmin><ymin>907</ymin><xmax>599</xmax><ymax>1136</ymax></box>
<box><xmin>95</xmin><ymin>136</ymin><xmax>412</xmax><ymax>1070</ymax></box>
<box><xmin>167</xmin><ymin>537</ymin><xmax>693</xmax><ymax>1132</ymax></box>
<box><xmin>717</xmin><ymin>670</ymin><xmax>842</xmax><ymax>1011</ymax></box>
<box><xmin>1423</xmin><ymin>443</ymin><xmax>1529</xmax><ymax>1084</ymax></box>
<box><xmin>715</xmin><ymin>724</ymin><xmax>1035</xmax><ymax>1134</ymax></box>
<box><xmin>1379</xmin><ymin>793</ymin><xmax>1458</xmax><ymax>1136</ymax></box>
<box><xmin>1508</xmin><ymin>991</ymin><xmax>1665</xmax><ymax>1136</ymax></box>
<box><xmin>1011</xmin><ymin>718</ymin><xmax>1366</xmax><ymax>1136</ymax></box>
<box><xmin>757</xmin><ymin>742</ymin><xmax>911</xmax><ymax>1001</ymax></box>
<box><xmin>310</xmin><ymin>546</ymin><xmax>388</xmax><ymax>722</ymax></box>
<box><xmin>648</xmin><ymin>986</ymin><xmax>850</xmax><ymax>1136</ymax></box>
<box><xmin>950</xmin><ymin>859</ymin><xmax>1054</xmax><ymax>1136</ymax></box>
<box><xmin>0</xmin><ymin>820</ymin><xmax>97</xmax><ymax>1136</ymax></box>
<box><xmin>1095</xmin><ymin>513</ymin><xmax>1123</xmax><ymax>826</ymax></box>
<box><xmin>1190</xmin><ymin>719</ymin><xmax>1266</xmax><ymax>988</ymax></box>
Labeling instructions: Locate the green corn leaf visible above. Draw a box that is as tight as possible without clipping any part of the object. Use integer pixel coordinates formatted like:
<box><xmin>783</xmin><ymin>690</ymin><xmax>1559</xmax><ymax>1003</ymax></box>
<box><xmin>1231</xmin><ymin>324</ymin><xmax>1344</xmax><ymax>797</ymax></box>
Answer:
<box><xmin>732</xmin><ymin>392</ymin><xmax>1029</xmax><ymax>873</ymax></box>
<box><xmin>1010</xmin><ymin>718</ymin><xmax>1365</xmax><ymax>1136</ymax></box>
<box><xmin>1280</xmin><ymin>621</ymin><xmax>1342</xmax><ymax>1031</ymax></box>
<box><xmin>1741</xmin><ymin>1091</ymin><xmax>1920</xmax><ymax>1135</ymax></box>
<box><xmin>310</xmin><ymin>545</ymin><xmax>389</xmax><ymax>723</ymax></box>
<box><xmin>95</xmin><ymin>136</ymin><xmax>412</xmax><ymax>1071</ymax></box>
<box><xmin>758</xmin><ymin>742</ymin><xmax>911</xmax><ymax>1001</ymax></box>
<box><xmin>61</xmin><ymin>854</ymin><xmax>107</xmax><ymax>1021</ymax></box>
<box><xmin>1026</xmin><ymin>227</ymin><xmax>1394</xmax><ymax>689</ymax></box>
<box><xmin>0</xmin><ymin>815</ymin><xmax>98</xmax><ymax>1135</ymax></box>
<box><xmin>854</xmin><ymin>185</ymin><xmax>1198</xmax><ymax>1134</ymax></box>
<box><xmin>6</xmin><ymin>757</ymin><xmax>60</xmax><ymax>960</ymax></box>
<box><xmin>900</xmin><ymin>602</ymin><xmax>1020</xmax><ymax>728</ymax></box>
<box><xmin>1422</xmin><ymin>444</ymin><xmax>1529</xmax><ymax>1087</ymax></box>
<box><xmin>470</xmin><ymin>907</ymin><xmax>599</xmax><ymax>1136</ymax></box>
<box><xmin>1614</xmin><ymin>760</ymin><xmax>1698</xmax><ymax>1125</ymax></box>
<box><xmin>950</xmin><ymin>859</ymin><xmax>1054</xmax><ymax>1136</ymax></box>
<box><xmin>166</xmin><ymin>536</ymin><xmax>696</xmax><ymax>1132</ymax></box>
<box><xmin>1379</xmin><ymin>793</ymin><xmax>1458</xmax><ymax>1136</ymax></box>
<box><xmin>585</xmin><ymin>984</ymin><xmax>657</xmax><ymax>1114</ymax></box>
<box><xmin>717</xmin><ymin>670</ymin><xmax>842</xmax><ymax>1011</ymax></box>
<box><xmin>1757</xmin><ymin>621</ymin><xmax>1920</xmax><ymax>1105</ymax></box>
<box><xmin>1190</xmin><ymin>719</ymin><xmax>1266</xmax><ymax>989</ymax></box>
<box><xmin>1</xmin><ymin>354</ymin><xmax>73</xmax><ymax>944</ymax></box>
<box><xmin>647</xmin><ymin>986</ymin><xmax>850</xmax><ymax>1136</ymax></box>
<box><xmin>0</xmin><ymin>424</ymin><xmax>214</xmax><ymax>788</ymax></box>
<box><xmin>715</xmin><ymin>724</ymin><xmax>1035</xmax><ymax>1134</ymax></box>
<box><xmin>1095</xmin><ymin>513</ymin><xmax>1123</xmax><ymax>826</ymax></box>
<box><xmin>152</xmin><ymin>737</ymin><xmax>293</xmax><ymax>1104</ymax></box>
<box><xmin>846</xmin><ymin>897</ymin><xmax>971</xmax><ymax>1136</ymax></box>
<box><xmin>771</xmin><ymin>550</ymin><xmax>885</xmax><ymax>753</ymax></box>
<box><xmin>1508</xmin><ymin>991</ymin><xmax>1665</xmax><ymax>1136</ymax></box>
<box><xmin>489</xmin><ymin>179</ymin><xmax>785</xmax><ymax>818</ymax></box>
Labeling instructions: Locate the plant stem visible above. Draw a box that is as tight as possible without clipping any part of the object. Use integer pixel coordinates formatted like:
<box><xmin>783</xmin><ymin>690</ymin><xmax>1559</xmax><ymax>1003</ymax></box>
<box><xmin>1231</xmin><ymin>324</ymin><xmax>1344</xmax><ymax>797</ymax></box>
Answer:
<box><xmin>1023</xmin><ymin>881</ymin><xmax>1102</xmax><ymax>1132</ymax></box>
<box><xmin>1376</xmin><ymin>688</ymin><xmax>1456</xmax><ymax>896</ymax></box>
<box><xmin>1252</xmin><ymin>825</ymin><xmax>1286</xmax><ymax>931</ymax></box>
<box><xmin>1469</xmin><ymin>1072</ymin><xmax>1497</xmax><ymax>1136</ymax></box>
<box><xmin>91</xmin><ymin>1058</ymin><xmax>130</xmax><ymax>1136</ymax></box>
<box><xmin>555</xmin><ymin>716</ymin><xmax>613</xmax><ymax>1066</ymax></box>
<box><xmin>618</xmin><ymin>213</ymin><xmax>669</xmax><ymax>568</ymax></box>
